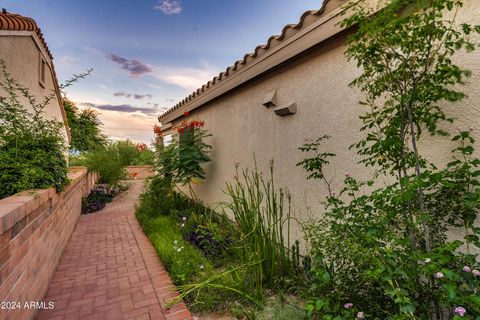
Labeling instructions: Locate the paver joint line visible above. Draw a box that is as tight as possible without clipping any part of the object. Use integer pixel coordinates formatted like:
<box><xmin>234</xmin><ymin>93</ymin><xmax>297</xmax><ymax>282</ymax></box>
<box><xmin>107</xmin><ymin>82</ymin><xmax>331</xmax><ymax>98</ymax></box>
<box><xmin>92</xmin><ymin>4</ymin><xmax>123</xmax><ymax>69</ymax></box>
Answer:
<box><xmin>35</xmin><ymin>180</ymin><xmax>192</xmax><ymax>320</ymax></box>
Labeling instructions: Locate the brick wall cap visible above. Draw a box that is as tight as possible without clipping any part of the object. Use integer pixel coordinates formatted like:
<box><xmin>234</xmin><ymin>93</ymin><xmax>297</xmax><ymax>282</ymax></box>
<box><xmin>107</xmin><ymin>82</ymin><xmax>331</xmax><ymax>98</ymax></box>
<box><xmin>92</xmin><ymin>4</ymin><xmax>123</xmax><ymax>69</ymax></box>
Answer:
<box><xmin>0</xmin><ymin>167</ymin><xmax>88</xmax><ymax>235</ymax></box>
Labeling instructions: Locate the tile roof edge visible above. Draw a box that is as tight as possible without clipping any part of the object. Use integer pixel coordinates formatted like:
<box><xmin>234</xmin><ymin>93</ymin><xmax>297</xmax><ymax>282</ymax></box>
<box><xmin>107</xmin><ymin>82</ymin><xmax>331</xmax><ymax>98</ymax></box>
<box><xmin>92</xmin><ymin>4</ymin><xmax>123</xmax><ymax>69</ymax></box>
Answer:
<box><xmin>0</xmin><ymin>11</ymin><xmax>71</xmax><ymax>142</ymax></box>
<box><xmin>158</xmin><ymin>0</ymin><xmax>343</xmax><ymax>123</ymax></box>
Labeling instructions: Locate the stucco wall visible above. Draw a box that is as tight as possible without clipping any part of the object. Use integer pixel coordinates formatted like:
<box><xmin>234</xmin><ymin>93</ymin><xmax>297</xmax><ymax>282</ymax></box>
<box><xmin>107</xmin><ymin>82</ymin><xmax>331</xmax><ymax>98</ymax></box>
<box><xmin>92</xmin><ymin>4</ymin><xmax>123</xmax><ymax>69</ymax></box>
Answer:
<box><xmin>167</xmin><ymin>3</ymin><xmax>480</xmax><ymax>243</ymax></box>
<box><xmin>0</xmin><ymin>32</ymin><xmax>69</xmax><ymax>144</ymax></box>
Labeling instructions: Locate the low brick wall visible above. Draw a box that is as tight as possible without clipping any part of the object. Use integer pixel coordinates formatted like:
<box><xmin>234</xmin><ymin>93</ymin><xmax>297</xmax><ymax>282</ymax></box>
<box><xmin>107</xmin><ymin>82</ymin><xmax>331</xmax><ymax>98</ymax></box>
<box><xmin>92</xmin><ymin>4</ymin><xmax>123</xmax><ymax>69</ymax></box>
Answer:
<box><xmin>125</xmin><ymin>165</ymin><xmax>155</xmax><ymax>180</ymax></box>
<box><xmin>0</xmin><ymin>167</ymin><xmax>96</xmax><ymax>320</ymax></box>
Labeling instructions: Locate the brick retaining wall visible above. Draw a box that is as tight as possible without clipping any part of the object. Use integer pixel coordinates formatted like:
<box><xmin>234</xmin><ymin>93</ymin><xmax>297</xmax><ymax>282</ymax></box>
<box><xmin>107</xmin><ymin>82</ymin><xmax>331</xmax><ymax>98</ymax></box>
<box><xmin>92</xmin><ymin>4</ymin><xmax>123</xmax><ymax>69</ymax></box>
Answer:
<box><xmin>0</xmin><ymin>167</ymin><xmax>96</xmax><ymax>320</ymax></box>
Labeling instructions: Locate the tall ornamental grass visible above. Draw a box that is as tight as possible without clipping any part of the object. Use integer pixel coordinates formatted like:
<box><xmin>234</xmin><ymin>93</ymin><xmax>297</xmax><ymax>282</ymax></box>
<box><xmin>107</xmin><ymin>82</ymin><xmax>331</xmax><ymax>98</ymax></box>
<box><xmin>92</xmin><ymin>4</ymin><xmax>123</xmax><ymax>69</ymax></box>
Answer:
<box><xmin>222</xmin><ymin>160</ymin><xmax>296</xmax><ymax>294</ymax></box>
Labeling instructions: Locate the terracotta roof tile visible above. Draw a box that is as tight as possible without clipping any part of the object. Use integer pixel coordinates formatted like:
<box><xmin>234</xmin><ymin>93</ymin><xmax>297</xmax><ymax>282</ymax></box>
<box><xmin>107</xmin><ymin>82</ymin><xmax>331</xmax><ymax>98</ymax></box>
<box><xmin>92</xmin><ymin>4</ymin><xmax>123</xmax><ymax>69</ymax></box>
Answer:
<box><xmin>158</xmin><ymin>0</ymin><xmax>339</xmax><ymax>122</ymax></box>
<box><xmin>0</xmin><ymin>10</ymin><xmax>53</xmax><ymax>60</ymax></box>
<box><xmin>0</xmin><ymin>10</ymin><xmax>70</xmax><ymax>141</ymax></box>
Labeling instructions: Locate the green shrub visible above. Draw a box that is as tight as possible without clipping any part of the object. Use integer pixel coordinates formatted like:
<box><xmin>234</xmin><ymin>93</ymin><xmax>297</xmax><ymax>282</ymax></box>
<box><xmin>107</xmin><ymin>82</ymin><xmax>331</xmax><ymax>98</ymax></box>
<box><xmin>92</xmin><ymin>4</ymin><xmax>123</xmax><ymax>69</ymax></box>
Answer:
<box><xmin>136</xmin><ymin>199</ymin><xmax>245</xmax><ymax>312</ymax></box>
<box><xmin>301</xmin><ymin>0</ymin><xmax>480</xmax><ymax>318</ymax></box>
<box><xmin>156</xmin><ymin>119</ymin><xmax>212</xmax><ymax>201</ymax></box>
<box><xmin>114</xmin><ymin>140</ymin><xmax>139</xmax><ymax>166</ymax></box>
<box><xmin>68</xmin><ymin>154</ymin><xmax>87</xmax><ymax>166</ymax></box>
<box><xmin>132</xmin><ymin>148</ymin><xmax>155</xmax><ymax>165</ymax></box>
<box><xmin>63</xmin><ymin>99</ymin><xmax>107</xmax><ymax>153</ymax></box>
<box><xmin>0</xmin><ymin>60</ymin><xmax>69</xmax><ymax>199</ymax></box>
<box><xmin>84</xmin><ymin>145</ymin><xmax>126</xmax><ymax>185</ymax></box>
<box><xmin>111</xmin><ymin>140</ymin><xmax>154</xmax><ymax>166</ymax></box>
<box><xmin>0</xmin><ymin>132</ymin><xmax>68</xmax><ymax>199</ymax></box>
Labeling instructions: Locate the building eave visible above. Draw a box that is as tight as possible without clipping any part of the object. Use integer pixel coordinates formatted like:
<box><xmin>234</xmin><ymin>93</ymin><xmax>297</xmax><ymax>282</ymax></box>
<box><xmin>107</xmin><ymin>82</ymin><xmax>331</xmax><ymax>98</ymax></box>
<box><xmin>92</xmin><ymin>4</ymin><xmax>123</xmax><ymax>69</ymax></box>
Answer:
<box><xmin>158</xmin><ymin>0</ymin><xmax>368</xmax><ymax>125</ymax></box>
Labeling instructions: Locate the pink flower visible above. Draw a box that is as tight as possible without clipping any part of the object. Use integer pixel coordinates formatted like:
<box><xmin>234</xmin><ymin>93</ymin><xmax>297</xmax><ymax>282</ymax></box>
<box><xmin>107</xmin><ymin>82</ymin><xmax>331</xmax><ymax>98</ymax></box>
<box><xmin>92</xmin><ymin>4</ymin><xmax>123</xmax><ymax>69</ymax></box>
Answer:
<box><xmin>463</xmin><ymin>266</ymin><xmax>471</xmax><ymax>273</ymax></box>
<box><xmin>454</xmin><ymin>306</ymin><xmax>466</xmax><ymax>317</ymax></box>
<box><xmin>472</xmin><ymin>269</ymin><xmax>480</xmax><ymax>277</ymax></box>
<box><xmin>344</xmin><ymin>303</ymin><xmax>353</xmax><ymax>309</ymax></box>
<box><xmin>356</xmin><ymin>312</ymin><xmax>365</xmax><ymax>319</ymax></box>
<box><xmin>434</xmin><ymin>272</ymin><xmax>444</xmax><ymax>279</ymax></box>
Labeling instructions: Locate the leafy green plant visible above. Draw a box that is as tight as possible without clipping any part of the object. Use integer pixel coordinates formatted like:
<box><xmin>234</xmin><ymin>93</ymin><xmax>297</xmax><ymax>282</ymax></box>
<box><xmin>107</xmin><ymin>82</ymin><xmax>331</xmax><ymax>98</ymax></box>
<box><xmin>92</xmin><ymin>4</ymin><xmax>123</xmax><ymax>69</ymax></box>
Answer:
<box><xmin>0</xmin><ymin>60</ymin><xmax>89</xmax><ymax>199</ymax></box>
<box><xmin>157</xmin><ymin>117</ymin><xmax>212</xmax><ymax>200</ymax></box>
<box><xmin>63</xmin><ymin>99</ymin><xmax>107</xmax><ymax>153</ymax></box>
<box><xmin>84</xmin><ymin>145</ymin><xmax>126</xmax><ymax>185</ymax></box>
<box><xmin>301</xmin><ymin>0</ymin><xmax>480</xmax><ymax>318</ymax></box>
<box><xmin>175</xmin><ymin>122</ymin><xmax>212</xmax><ymax>185</ymax></box>
<box><xmin>136</xmin><ymin>191</ymin><xmax>251</xmax><ymax>312</ymax></box>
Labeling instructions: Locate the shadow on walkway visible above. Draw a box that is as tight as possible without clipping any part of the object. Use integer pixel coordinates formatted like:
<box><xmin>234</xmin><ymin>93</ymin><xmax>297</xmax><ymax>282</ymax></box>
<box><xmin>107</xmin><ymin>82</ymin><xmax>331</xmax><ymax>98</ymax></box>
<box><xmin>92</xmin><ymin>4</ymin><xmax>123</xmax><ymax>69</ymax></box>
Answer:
<box><xmin>36</xmin><ymin>180</ymin><xmax>191</xmax><ymax>320</ymax></box>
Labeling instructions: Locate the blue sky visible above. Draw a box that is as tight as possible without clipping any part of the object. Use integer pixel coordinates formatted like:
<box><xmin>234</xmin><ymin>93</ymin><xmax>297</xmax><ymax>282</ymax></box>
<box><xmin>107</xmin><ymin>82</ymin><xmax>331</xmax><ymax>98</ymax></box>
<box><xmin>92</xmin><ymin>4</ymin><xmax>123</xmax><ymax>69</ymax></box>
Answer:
<box><xmin>3</xmin><ymin>0</ymin><xmax>321</xmax><ymax>143</ymax></box>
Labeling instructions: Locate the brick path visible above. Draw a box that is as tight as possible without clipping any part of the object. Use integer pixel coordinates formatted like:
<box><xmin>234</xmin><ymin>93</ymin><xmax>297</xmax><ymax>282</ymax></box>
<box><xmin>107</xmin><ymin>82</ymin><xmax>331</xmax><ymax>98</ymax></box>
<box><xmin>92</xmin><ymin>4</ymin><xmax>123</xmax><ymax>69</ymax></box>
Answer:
<box><xmin>36</xmin><ymin>180</ymin><xmax>192</xmax><ymax>320</ymax></box>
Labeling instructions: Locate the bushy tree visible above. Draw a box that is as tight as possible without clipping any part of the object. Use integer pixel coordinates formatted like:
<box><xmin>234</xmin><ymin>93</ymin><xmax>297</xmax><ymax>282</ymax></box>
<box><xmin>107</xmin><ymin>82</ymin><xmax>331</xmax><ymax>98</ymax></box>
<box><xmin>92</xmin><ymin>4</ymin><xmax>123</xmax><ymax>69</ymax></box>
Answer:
<box><xmin>0</xmin><ymin>61</ymin><xmax>89</xmax><ymax>198</ymax></box>
<box><xmin>63</xmin><ymin>99</ymin><xmax>107</xmax><ymax>153</ymax></box>
<box><xmin>302</xmin><ymin>1</ymin><xmax>480</xmax><ymax>318</ymax></box>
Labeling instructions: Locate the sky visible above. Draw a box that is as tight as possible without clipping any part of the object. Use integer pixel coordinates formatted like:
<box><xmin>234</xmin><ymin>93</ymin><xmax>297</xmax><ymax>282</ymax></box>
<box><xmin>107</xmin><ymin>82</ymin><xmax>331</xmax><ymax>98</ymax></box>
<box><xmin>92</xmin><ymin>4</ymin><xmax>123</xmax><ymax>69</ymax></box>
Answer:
<box><xmin>2</xmin><ymin>0</ymin><xmax>321</xmax><ymax>144</ymax></box>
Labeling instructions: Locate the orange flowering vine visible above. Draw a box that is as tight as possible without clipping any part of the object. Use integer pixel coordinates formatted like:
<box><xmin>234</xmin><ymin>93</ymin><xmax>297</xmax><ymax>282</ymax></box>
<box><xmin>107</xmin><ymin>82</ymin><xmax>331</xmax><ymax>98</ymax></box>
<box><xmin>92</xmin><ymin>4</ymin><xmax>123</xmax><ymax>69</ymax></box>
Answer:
<box><xmin>153</xmin><ymin>124</ymin><xmax>162</xmax><ymax>136</ymax></box>
<box><xmin>174</xmin><ymin>119</ymin><xmax>205</xmax><ymax>134</ymax></box>
<box><xmin>135</xmin><ymin>143</ymin><xmax>148</xmax><ymax>152</ymax></box>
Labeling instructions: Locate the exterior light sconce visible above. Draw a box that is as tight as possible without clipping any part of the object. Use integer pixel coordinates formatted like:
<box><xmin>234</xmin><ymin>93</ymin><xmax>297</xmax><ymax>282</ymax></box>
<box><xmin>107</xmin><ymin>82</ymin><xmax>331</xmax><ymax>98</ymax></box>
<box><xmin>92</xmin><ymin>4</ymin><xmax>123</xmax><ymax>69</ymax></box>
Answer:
<box><xmin>274</xmin><ymin>103</ymin><xmax>297</xmax><ymax>116</ymax></box>
<box><xmin>262</xmin><ymin>89</ymin><xmax>278</xmax><ymax>108</ymax></box>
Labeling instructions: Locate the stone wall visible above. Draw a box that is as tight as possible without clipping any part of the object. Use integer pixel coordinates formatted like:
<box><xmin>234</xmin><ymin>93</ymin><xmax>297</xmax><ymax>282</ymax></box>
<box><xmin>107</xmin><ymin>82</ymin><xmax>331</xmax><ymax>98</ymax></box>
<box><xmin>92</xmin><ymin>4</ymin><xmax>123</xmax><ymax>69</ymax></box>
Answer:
<box><xmin>0</xmin><ymin>167</ymin><xmax>96</xmax><ymax>320</ymax></box>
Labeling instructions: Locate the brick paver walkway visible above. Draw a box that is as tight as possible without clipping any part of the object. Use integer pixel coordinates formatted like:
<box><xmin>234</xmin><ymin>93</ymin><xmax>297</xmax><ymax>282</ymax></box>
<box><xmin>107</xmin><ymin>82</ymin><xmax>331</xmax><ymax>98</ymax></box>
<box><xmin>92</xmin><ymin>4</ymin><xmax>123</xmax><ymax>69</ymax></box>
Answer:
<box><xmin>36</xmin><ymin>180</ymin><xmax>192</xmax><ymax>320</ymax></box>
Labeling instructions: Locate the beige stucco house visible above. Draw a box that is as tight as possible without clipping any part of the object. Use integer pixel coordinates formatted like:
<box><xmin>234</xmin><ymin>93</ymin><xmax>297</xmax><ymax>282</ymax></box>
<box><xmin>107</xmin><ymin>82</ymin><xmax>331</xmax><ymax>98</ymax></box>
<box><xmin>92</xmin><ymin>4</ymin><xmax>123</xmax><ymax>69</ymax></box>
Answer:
<box><xmin>0</xmin><ymin>9</ymin><xmax>70</xmax><ymax>145</ymax></box>
<box><xmin>158</xmin><ymin>0</ymin><xmax>480</xmax><ymax>238</ymax></box>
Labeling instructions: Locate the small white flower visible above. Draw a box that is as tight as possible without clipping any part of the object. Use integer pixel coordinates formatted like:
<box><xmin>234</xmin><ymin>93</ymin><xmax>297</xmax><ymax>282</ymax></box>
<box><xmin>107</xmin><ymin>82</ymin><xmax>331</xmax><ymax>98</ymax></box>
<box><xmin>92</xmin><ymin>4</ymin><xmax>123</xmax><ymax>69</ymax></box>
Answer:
<box><xmin>424</xmin><ymin>258</ymin><xmax>431</xmax><ymax>263</ymax></box>
<box><xmin>173</xmin><ymin>240</ymin><xmax>178</xmax><ymax>245</ymax></box>
<box><xmin>181</xmin><ymin>223</ymin><xmax>185</xmax><ymax>227</ymax></box>
<box><xmin>356</xmin><ymin>312</ymin><xmax>365</xmax><ymax>319</ymax></box>
<box><xmin>182</xmin><ymin>216</ymin><xmax>187</xmax><ymax>221</ymax></box>
<box><xmin>176</xmin><ymin>246</ymin><xmax>184</xmax><ymax>253</ymax></box>
<box><xmin>472</xmin><ymin>269</ymin><xmax>480</xmax><ymax>277</ymax></box>
<box><xmin>199</xmin><ymin>265</ymin><xmax>204</xmax><ymax>269</ymax></box>
<box><xmin>434</xmin><ymin>272</ymin><xmax>444</xmax><ymax>279</ymax></box>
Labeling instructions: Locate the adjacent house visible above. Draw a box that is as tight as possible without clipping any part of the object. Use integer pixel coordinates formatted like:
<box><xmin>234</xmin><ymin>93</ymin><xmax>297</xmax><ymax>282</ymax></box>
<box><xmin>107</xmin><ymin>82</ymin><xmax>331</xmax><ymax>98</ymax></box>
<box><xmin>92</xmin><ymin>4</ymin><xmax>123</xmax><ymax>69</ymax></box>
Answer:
<box><xmin>0</xmin><ymin>9</ymin><xmax>70</xmax><ymax>145</ymax></box>
<box><xmin>158</xmin><ymin>0</ymin><xmax>480</xmax><ymax>237</ymax></box>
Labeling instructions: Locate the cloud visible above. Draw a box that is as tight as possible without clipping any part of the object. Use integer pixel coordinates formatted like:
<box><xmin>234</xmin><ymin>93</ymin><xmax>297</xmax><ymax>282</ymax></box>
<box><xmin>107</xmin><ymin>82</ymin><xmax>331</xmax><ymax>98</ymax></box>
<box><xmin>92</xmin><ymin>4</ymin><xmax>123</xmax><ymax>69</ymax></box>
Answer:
<box><xmin>74</xmin><ymin>101</ymin><xmax>170</xmax><ymax>144</ymax></box>
<box><xmin>107</xmin><ymin>54</ymin><xmax>153</xmax><ymax>76</ymax></box>
<box><xmin>57</xmin><ymin>55</ymin><xmax>78</xmax><ymax>67</ymax></box>
<box><xmin>152</xmin><ymin>63</ymin><xmax>220</xmax><ymax>91</ymax></box>
<box><xmin>114</xmin><ymin>91</ymin><xmax>153</xmax><ymax>99</ymax></box>
<box><xmin>79</xmin><ymin>102</ymin><xmax>159</xmax><ymax>115</ymax></box>
<box><xmin>154</xmin><ymin>0</ymin><xmax>182</xmax><ymax>15</ymax></box>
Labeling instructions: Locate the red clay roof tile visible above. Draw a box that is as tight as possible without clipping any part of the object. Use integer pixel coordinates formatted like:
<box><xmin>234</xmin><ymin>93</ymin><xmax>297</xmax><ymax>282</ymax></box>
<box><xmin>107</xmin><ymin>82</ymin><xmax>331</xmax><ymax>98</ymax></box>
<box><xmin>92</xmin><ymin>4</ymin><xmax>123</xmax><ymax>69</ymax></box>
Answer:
<box><xmin>0</xmin><ymin>10</ymin><xmax>53</xmax><ymax>60</ymax></box>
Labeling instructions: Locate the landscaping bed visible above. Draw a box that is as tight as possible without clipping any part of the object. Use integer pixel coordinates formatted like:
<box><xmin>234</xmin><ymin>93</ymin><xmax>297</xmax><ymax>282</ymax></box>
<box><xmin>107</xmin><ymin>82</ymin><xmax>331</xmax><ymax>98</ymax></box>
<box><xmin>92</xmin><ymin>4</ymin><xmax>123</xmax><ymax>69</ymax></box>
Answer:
<box><xmin>82</xmin><ymin>183</ymin><xmax>128</xmax><ymax>213</ymax></box>
<box><xmin>135</xmin><ymin>171</ymin><xmax>308</xmax><ymax>319</ymax></box>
